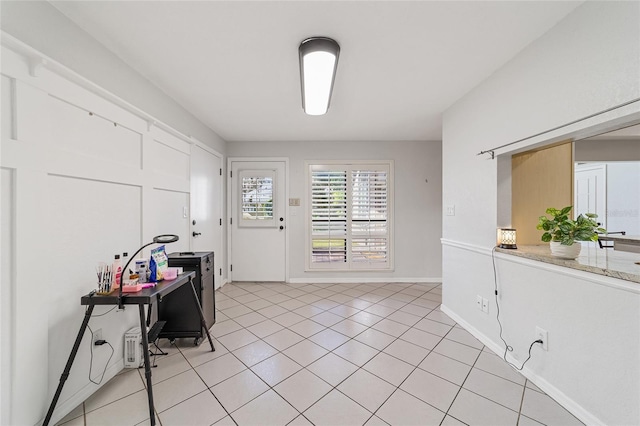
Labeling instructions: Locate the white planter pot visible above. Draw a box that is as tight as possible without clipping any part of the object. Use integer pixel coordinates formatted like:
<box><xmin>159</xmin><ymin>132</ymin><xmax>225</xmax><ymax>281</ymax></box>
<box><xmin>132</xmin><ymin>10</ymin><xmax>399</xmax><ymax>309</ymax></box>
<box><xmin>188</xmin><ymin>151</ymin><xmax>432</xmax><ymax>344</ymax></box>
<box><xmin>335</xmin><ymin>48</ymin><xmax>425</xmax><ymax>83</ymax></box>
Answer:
<box><xmin>550</xmin><ymin>241</ymin><xmax>582</xmax><ymax>259</ymax></box>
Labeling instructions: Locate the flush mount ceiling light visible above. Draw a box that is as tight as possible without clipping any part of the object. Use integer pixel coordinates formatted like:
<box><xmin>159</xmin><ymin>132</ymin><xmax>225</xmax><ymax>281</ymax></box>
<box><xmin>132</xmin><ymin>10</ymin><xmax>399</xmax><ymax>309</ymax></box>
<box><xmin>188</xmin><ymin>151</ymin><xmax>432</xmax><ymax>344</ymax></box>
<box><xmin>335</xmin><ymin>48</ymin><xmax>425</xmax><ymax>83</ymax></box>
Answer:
<box><xmin>299</xmin><ymin>37</ymin><xmax>340</xmax><ymax>116</ymax></box>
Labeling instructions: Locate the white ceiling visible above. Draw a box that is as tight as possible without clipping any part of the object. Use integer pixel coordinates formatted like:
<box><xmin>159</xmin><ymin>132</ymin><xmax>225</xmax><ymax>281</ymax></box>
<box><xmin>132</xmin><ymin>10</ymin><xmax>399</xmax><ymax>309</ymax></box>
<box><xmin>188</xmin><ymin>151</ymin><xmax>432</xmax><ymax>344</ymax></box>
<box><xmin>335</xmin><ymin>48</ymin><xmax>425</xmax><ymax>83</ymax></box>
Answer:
<box><xmin>51</xmin><ymin>1</ymin><xmax>581</xmax><ymax>142</ymax></box>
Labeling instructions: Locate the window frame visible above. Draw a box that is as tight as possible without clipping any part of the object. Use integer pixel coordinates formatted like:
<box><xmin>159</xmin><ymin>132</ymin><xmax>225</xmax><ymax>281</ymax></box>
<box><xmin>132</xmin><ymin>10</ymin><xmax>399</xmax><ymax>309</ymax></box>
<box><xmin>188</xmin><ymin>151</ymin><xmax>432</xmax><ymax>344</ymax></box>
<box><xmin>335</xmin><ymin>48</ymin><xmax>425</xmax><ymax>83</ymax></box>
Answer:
<box><xmin>305</xmin><ymin>160</ymin><xmax>394</xmax><ymax>272</ymax></box>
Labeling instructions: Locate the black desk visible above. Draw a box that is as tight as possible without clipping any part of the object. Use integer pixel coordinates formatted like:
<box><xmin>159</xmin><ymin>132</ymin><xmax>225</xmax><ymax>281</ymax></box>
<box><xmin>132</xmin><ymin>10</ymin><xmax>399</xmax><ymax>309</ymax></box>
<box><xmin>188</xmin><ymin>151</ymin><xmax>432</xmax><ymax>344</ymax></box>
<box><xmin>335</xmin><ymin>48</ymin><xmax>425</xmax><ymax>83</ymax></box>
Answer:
<box><xmin>43</xmin><ymin>272</ymin><xmax>215</xmax><ymax>426</ymax></box>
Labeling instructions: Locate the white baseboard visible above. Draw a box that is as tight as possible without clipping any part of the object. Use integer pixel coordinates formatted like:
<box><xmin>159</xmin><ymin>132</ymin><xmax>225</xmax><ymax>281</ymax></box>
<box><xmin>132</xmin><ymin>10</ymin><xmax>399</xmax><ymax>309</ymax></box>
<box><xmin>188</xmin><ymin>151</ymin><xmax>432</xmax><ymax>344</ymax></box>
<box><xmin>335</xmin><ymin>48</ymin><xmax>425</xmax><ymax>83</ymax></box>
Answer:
<box><xmin>440</xmin><ymin>304</ymin><xmax>605</xmax><ymax>426</ymax></box>
<box><xmin>215</xmin><ymin>278</ymin><xmax>229</xmax><ymax>290</ymax></box>
<box><xmin>43</xmin><ymin>359</ymin><xmax>123</xmax><ymax>426</ymax></box>
<box><xmin>287</xmin><ymin>277</ymin><xmax>442</xmax><ymax>284</ymax></box>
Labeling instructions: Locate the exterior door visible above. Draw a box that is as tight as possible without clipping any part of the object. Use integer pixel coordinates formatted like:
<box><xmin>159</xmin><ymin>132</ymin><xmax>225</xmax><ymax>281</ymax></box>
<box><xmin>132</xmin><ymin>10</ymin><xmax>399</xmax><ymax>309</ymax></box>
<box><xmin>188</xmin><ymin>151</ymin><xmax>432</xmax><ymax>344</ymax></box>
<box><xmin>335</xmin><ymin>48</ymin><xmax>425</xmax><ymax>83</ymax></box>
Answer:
<box><xmin>191</xmin><ymin>145</ymin><xmax>223</xmax><ymax>286</ymax></box>
<box><xmin>230</xmin><ymin>160</ymin><xmax>286</xmax><ymax>281</ymax></box>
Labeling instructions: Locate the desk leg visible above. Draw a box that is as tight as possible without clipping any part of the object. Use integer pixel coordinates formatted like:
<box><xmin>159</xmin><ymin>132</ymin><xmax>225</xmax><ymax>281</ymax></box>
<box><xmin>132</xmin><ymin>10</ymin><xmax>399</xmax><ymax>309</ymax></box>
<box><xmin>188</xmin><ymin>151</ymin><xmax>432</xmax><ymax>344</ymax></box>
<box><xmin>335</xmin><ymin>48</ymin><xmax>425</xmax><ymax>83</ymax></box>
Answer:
<box><xmin>139</xmin><ymin>304</ymin><xmax>156</xmax><ymax>426</ymax></box>
<box><xmin>188</xmin><ymin>278</ymin><xmax>215</xmax><ymax>352</ymax></box>
<box><xmin>43</xmin><ymin>305</ymin><xmax>95</xmax><ymax>426</ymax></box>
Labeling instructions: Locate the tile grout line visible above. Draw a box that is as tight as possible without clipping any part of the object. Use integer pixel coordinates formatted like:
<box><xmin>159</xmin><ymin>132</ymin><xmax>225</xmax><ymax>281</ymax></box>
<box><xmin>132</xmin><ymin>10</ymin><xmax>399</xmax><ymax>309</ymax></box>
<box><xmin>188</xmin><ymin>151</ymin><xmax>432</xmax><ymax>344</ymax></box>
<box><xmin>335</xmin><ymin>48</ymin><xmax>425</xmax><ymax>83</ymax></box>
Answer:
<box><xmin>177</xmin><ymin>341</ymin><xmax>239</xmax><ymax>425</ymax></box>
<box><xmin>174</xmin><ymin>307</ymin><xmax>437</xmax><ymax>424</ymax></box>
<box><xmin>131</xmin><ymin>281</ymin><xmax>443</xmax><ymax>426</ymax></box>
<box><xmin>217</xmin><ymin>281</ymin><xmax>443</xmax><ymax>424</ymax></box>
<box><xmin>189</xmin><ymin>315</ymin><xmax>309</xmax><ymax>423</ymax></box>
<box><xmin>440</xmin><ymin>327</ymin><xmax>530</xmax><ymax>422</ymax></box>
<box><xmin>440</xmin><ymin>326</ymin><xmax>485</xmax><ymax>422</ymax></box>
<box><xmin>516</xmin><ymin>380</ymin><xmax>529</xmax><ymax>426</ymax></box>
<box><xmin>296</xmin><ymin>286</ymin><xmax>445</xmax><ymax>424</ymax></box>
<box><xmin>364</xmin><ymin>319</ymin><xmax>450</xmax><ymax>424</ymax></box>
<box><xmin>170</xmin><ymin>282</ymin><xmax>571</xmax><ymax>426</ymax></box>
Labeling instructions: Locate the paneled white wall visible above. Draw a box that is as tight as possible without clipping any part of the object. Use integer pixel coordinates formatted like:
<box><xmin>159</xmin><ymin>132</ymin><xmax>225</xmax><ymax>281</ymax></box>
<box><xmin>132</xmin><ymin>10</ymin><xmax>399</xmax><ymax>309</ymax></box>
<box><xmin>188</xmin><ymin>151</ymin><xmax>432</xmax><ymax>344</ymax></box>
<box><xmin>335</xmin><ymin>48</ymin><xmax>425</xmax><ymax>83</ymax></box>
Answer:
<box><xmin>49</xmin><ymin>97</ymin><xmax>144</xmax><ymax>169</ymax></box>
<box><xmin>0</xmin><ymin>167</ymin><xmax>14</xmax><ymax>426</ymax></box>
<box><xmin>0</xmin><ymin>44</ymin><xmax>221</xmax><ymax>425</ymax></box>
<box><xmin>1</xmin><ymin>75</ymin><xmax>13</xmax><ymax>140</ymax></box>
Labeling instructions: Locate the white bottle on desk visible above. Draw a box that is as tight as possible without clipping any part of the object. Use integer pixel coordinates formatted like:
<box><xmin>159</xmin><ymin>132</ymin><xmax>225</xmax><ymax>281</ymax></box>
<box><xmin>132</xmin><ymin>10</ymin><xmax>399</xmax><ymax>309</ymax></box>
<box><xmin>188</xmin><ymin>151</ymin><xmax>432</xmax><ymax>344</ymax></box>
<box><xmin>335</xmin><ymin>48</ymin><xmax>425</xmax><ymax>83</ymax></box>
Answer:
<box><xmin>112</xmin><ymin>254</ymin><xmax>122</xmax><ymax>287</ymax></box>
<box><xmin>122</xmin><ymin>252</ymin><xmax>129</xmax><ymax>282</ymax></box>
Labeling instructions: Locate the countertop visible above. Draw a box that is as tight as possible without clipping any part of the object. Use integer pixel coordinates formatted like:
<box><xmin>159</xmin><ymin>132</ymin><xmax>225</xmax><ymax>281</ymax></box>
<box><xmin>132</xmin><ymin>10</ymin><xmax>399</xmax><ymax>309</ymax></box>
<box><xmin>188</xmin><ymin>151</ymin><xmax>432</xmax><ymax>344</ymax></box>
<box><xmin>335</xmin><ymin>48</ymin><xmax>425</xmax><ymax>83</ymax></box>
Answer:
<box><xmin>598</xmin><ymin>235</ymin><xmax>640</xmax><ymax>244</ymax></box>
<box><xmin>495</xmin><ymin>244</ymin><xmax>640</xmax><ymax>284</ymax></box>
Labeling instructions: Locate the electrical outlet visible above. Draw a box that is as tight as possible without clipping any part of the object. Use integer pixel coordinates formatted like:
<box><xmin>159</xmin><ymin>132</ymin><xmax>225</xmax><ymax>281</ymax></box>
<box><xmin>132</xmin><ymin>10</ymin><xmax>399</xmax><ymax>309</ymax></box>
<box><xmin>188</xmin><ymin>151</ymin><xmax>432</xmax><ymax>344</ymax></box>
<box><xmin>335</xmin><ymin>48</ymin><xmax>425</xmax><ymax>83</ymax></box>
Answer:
<box><xmin>93</xmin><ymin>328</ymin><xmax>103</xmax><ymax>345</ymax></box>
<box><xmin>446</xmin><ymin>205</ymin><xmax>456</xmax><ymax>216</ymax></box>
<box><xmin>482</xmin><ymin>298</ymin><xmax>489</xmax><ymax>313</ymax></box>
<box><xmin>536</xmin><ymin>326</ymin><xmax>548</xmax><ymax>351</ymax></box>
<box><xmin>476</xmin><ymin>295</ymin><xmax>483</xmax><ymax>310</ymax></box>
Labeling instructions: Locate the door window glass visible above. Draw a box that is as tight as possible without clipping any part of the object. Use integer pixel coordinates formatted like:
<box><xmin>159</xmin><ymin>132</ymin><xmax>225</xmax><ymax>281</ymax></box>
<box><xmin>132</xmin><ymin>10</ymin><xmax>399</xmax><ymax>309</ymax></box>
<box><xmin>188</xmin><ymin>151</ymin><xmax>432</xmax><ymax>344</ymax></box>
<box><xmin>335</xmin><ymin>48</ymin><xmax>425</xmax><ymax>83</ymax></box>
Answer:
<box><xmin>239</xmin><ymin>170</ymin><xmax>276</xmax><ymax>227</ymax></box>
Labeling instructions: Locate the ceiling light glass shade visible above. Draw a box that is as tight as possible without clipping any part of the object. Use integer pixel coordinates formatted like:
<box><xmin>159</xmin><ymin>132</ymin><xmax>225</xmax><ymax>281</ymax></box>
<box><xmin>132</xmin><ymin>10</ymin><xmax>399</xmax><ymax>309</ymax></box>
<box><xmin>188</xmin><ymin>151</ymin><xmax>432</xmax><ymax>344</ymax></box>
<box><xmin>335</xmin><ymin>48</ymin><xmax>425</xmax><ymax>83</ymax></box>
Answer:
<box><xmin>299</xmin><ymin>37</ymin><xmax>340</xmax><ymax>115</ymax></box>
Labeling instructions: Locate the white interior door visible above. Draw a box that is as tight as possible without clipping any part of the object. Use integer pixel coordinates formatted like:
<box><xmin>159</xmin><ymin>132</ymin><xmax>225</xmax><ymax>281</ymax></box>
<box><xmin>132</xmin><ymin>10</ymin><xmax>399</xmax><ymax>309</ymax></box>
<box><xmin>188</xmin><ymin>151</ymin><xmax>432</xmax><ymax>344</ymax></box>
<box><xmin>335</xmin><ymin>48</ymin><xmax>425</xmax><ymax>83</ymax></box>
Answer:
<box><xmin>575</xmin><ymin>163</ymin><xmax>607</xmax><ymax>229</ymax></box>
<box><xmin>191</xmin><ymin>145</ymin><xmax>223</xmax><ymax>285</ymax></box>
<box><xmin>230</xmin><ymin>160</ymin><xmax>286</xmax><ymax>281</ymax></box>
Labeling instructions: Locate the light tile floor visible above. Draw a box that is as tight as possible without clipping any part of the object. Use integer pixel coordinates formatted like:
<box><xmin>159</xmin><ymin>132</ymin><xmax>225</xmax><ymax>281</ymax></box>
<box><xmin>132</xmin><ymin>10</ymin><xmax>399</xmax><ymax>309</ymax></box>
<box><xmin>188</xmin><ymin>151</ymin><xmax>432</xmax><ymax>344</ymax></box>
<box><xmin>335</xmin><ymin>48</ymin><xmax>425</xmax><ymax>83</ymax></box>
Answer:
<box><xmin>57</xmin><ymin>282</ymin><xmax>584</xmax><ymax>426</ymax></box>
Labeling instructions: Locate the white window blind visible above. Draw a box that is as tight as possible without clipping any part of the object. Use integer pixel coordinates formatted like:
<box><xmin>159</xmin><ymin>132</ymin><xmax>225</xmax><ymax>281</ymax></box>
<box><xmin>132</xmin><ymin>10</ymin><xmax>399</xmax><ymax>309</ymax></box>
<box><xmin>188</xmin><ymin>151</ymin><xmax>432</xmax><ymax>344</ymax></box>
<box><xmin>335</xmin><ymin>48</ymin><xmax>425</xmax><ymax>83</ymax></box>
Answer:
<box><xmin>309</xmin><ymin>163</ymin><xmax>392</xmax><ymax>270</ymax></box>
<box><xmin>311</xmin><ymin>169</ymin><xmax>347</xmax><ymax>265</ymax></box>
<box><xmin>351</xmin><ymin>169</ymin><xmax>388</xmax><ymax>266</ymax></box>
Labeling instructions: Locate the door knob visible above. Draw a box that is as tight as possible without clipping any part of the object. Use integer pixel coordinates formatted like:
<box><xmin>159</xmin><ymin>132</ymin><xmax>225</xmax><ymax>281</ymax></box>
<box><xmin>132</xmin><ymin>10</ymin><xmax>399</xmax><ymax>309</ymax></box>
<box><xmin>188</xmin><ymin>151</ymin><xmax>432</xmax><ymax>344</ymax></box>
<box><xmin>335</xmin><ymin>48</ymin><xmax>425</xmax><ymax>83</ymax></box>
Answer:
<box><xmin>193</xmin><ymin>232</ymin><xmax>202</xmax><ymax>237</ymax></box>
<box><xmin>279</xmin><ymin>226</ymin><xmax>284</xmax><ymax>230</ymax></box>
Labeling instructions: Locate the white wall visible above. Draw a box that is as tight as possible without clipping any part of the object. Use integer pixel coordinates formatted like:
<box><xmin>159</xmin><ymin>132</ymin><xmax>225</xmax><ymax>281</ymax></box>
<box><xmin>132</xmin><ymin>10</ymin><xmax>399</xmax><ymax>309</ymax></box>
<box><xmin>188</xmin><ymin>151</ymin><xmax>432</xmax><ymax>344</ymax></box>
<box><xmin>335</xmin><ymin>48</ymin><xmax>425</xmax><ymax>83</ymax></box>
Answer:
<box><xmin>227</xmin><ymin>140</ymin><xmax>442</xmax><ymax>282</ymax></box>
<box><xmin>442</xmin><ymin>2</ymin><xmax>640</xmax><ymax>425</ymax></box>
<box><xmin>0</xmin><ymin>0</ymin><xmax>226</xmax><ymax>154</ymax></box>
<box><xmin>0</xmin><ymin>42</ymin><xmax>220</xmax><ymax>425</ymax></box>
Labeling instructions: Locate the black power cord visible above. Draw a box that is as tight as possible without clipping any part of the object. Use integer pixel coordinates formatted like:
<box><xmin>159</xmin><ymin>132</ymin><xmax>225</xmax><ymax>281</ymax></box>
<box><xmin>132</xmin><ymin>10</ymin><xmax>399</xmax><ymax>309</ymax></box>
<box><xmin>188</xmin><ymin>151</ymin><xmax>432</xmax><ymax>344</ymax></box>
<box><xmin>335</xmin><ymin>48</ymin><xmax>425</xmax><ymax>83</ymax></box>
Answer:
<box><xmin>87</xmin><ymin>321</ymin><xmax>115</xmax><ymax>385</ymax></box>
<box><xmin>491</xmin><ymin>246</ymin><xmax>543</xmax><ymax>371</ymax></box>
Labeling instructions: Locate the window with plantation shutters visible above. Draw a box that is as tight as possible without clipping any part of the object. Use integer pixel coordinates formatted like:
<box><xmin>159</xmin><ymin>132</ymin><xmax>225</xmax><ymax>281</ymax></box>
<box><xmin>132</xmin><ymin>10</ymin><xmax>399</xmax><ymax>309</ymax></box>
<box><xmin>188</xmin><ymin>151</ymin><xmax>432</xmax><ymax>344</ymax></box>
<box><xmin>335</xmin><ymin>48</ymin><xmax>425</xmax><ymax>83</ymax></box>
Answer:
<box><xmin>308</xmin><ymin>162</ymin><xmax>392</xmax><ymax>270</ymax></box>
<box><xmin>351</xmin><ymin>169</ymin><xmax>388</xmax><ymax>267</ymax></box>
<box><xmin>310</xmin><ymin>168</ymin><xmax>348</xmax><ymax>266</ymax></box>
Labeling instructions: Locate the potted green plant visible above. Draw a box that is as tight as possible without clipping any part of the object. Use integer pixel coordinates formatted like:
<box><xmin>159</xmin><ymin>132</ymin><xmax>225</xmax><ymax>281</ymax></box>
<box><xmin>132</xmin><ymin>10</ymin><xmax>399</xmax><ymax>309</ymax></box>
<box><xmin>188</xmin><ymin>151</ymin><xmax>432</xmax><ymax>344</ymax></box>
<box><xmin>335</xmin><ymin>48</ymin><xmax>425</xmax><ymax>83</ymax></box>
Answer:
<box><xmin>536</xmin><ymin>206</ymin><xmax>606</xmax><ymax>259</ymax></box>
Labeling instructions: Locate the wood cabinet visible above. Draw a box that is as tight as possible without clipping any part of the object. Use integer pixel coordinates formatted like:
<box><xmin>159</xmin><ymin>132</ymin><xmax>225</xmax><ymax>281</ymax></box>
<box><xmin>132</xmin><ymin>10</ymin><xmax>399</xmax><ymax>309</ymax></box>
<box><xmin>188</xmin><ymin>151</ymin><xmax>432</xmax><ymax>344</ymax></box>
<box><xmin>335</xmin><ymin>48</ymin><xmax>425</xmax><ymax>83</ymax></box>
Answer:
<box><xmin>512</xmin><ymin>141</ymin><xmax>574</xmax><ymax>245</ymax></box>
